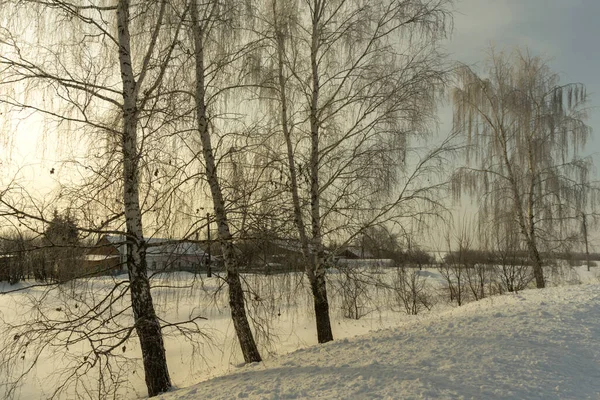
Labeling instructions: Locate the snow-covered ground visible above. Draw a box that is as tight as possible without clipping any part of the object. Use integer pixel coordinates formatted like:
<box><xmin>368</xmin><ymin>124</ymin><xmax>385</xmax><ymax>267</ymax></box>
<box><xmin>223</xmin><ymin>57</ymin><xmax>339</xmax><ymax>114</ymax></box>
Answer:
<box><xmin>160</xmin><ymin>282</ymin><xmax>600</xmax><ymax>400</ymax></box>
<box><xmin>0</xmin><ymin>265</ymin><xmax>599</xmax><ymax>399</ymax></box>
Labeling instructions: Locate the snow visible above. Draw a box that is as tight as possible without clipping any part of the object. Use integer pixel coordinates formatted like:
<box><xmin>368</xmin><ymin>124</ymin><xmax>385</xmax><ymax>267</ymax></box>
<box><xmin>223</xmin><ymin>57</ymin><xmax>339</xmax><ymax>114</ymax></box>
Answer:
<box><xmin>1</xmin><ymin>266</ymin><xmax>600</xmax><ymax>399</ymax></box>
<box><xmin>158</xmin><ymin>276</ymin><xmax>600</xmax><ymax>399</ymax></box>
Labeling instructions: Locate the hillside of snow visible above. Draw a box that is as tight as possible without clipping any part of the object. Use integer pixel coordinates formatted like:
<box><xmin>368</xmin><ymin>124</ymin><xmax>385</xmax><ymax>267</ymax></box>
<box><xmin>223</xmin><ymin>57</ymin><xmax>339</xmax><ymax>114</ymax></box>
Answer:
<box><xmin>159</xmin><ymin>283</ymin><xmax>600</xmax><ymax>400</ymax></box>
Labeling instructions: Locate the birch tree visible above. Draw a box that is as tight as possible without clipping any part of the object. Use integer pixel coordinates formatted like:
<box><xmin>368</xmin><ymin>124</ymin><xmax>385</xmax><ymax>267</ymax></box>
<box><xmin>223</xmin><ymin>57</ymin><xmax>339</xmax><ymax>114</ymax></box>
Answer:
<box><xmin>186</xmin><ymin>0</ymin><xmax>262</xmax><ymax>363</ymax></box>
<box><xmin>0</xmin><ymin>0</ymin><xmax>190</xmax><ymax>396</ymax></box>
<box><xmin>452</xmin><ymin>48</ymin><xmax>593</xmax><ymax>289</ymax></box>
<box><xmin>116</xmin><ymin>0</ymin><xmax>174</xmax><ymax>393</ymax></box>
<box><xmin>257</xmin><ymin>0</ymin><xmax>452</xmax><ymax>342</ymax></box>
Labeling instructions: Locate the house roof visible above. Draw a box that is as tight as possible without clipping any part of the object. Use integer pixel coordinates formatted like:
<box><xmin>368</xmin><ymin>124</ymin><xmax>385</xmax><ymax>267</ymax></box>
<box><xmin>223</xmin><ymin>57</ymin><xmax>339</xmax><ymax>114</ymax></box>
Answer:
<box><xmin>337</xmin><ymin>247</ymin><xmax>374</xmax><ymax>259</ymax></box>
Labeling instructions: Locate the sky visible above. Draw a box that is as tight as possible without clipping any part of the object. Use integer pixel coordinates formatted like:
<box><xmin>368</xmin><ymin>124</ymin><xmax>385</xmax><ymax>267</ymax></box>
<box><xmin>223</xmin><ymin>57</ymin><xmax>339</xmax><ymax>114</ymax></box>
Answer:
<box><xmin>7</xmin><ymin>0</ymin><xmax>600</xmax><ymax>176</ymax></box>
<box><xmin>2</xmin><ymin>0</ymin><xmax>600</xmax><ymax>231</ymax></box>
<box><xmin>443</xmin><ymin>0</ymin><xmax>600</xmax><ymax>159</ymax></box>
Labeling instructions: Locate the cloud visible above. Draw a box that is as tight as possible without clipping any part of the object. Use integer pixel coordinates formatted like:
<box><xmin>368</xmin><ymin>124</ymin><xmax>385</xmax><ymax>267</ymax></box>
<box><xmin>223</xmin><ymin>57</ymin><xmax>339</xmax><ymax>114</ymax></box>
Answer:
<box><xmin>443</xmin><ymin>0</ymin><xmax>600</xmax><ymax>156</ymax></box>
<box><xmin>444</xmin><ymin>0</ymin><xmax>591</xmax><ymax>63</ymax></box>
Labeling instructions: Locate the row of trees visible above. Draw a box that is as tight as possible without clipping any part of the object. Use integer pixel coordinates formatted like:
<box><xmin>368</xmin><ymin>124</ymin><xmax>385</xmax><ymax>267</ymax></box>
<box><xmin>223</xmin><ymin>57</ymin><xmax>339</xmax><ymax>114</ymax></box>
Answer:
<box><xmin>0</xmin><ymin>0</ymin><xmax>453</xmax><ymax>397</ymax></box>
<box><xmin>0</xmin><ymin>1</ymin><xmax>595</xmax><ymax>399</ymax></box>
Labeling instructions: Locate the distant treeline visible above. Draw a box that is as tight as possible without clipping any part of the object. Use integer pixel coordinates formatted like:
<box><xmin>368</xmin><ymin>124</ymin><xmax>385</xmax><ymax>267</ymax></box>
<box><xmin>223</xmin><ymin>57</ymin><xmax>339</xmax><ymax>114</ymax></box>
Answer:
<box><xmin>0</xmin><ymin>238</ymin><xmax>78</xmax><ymax>284</ymax></box>
<box><xmin>443</xmin><ymin>249</ymin><xmax>599</xmax><ymax>267</ymax></box>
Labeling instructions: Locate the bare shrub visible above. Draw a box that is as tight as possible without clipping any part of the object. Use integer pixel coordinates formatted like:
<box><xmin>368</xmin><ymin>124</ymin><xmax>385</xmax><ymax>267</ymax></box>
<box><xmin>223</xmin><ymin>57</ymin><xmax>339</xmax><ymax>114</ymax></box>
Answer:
<box><xmin>465</xmin><ymin>262</ymin><xmax>488</xmax><ymax>301</ymax></box>
<box><xmin>494</xmin><ymin>263</ymin><xmax>533</xmax><ymax>293</ymax></box>
<box><xmin>392</xmin><ymin>267</ymin><xmax>434</xmax><ymax>315</ymax></box>
<box><xmin>338</xmin><ymin>266</ymin><xmax>371</xmax><ymax>320</ymax></box>
<box><xmin>437</xmin><ymin>260</ymin><xmax>465</xmax><ymax>306</ymax></box>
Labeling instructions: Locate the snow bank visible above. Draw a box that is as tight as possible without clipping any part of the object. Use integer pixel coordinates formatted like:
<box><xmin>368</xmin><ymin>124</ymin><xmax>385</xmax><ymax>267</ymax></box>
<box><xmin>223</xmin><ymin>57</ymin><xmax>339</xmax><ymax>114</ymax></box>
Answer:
<box><xmin>160</xmin><ymin>283</ymin><xmax>600</xmax><ymax>400</ymax></box>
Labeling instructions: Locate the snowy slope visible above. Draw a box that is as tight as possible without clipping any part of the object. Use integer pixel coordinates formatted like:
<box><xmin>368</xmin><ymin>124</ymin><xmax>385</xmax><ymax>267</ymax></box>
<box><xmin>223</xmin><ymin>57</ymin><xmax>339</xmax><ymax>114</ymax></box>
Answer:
<box><xmin>159</xmin><ymin>284</ymin><xmax>600</xmax><ymax>400</ymax></box>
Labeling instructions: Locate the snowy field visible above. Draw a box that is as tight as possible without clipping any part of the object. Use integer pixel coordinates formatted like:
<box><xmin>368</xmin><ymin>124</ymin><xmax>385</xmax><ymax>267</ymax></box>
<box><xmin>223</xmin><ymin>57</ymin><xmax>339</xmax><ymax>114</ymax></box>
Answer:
<box><xmin>159</xmin><ymin>282</ymin><xmax>600</xmax><ymax>400</ymax></box>
<box><xmin>0</xmin><ymin>265</ymin><xmax>599</xmax><ymax>399</ymax></box>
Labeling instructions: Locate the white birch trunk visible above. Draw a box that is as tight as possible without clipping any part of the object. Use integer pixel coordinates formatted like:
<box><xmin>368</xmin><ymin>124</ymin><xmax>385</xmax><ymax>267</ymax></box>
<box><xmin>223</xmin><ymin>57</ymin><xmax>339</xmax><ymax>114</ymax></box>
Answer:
<box><xmin>307</xmin><ymin>0</ymin><xmax>333</xmax><ymax>343</ymax></box>
<box><xmin>117</xmin><ymin>0</ymin><xmax>171</xmax><ymax>395</ymax></box>
<box><xmin>497</xmin><ymin>126</ymin><xmax>545</xmax><ymax>288</ymax></box>
<box><xmin>190</xmin><ymin>0</ymin><xmax>262</xmax><ymax>363</ymax></box>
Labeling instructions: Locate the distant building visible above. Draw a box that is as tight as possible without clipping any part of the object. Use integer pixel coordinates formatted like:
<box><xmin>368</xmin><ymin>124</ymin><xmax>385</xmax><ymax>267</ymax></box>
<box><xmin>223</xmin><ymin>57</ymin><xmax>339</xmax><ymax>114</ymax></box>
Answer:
<box><xmin>82</xmin><ymin>235</ymin><xmax>123</xmax><ymax>275</ymax></box>
<box><xmin>336</xmin><ymin>247</ymin><xmax>375</xmax><ymax>260</ymax></box>
<box><xmin>83</xmin><ymin>235</ymin><xmax>208</xmax><ymax>275</ymax></box>
<box><xmin>146</xmin><ymin>240</ymin><xmax>207</xmax><ymax>272</ymax></box>
<box><xmin>238</xmin><ymin>238</ymin><xmax>305</xmax><ymax>273</ymax></box>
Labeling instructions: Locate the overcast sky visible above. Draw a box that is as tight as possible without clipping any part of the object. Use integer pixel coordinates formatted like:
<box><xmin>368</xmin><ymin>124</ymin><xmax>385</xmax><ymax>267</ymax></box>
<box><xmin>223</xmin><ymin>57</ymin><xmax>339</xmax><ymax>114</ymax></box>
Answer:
<box><xmin>444</xmin><ymin>0</ymin><xmax>600</xmax><ymax>158</ymax></box>
<box><xmin>4</xmin><ymin>0</ymin><xmax>600</xmax><ymax>191</ymax></box>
